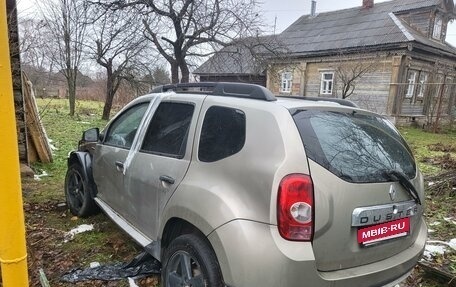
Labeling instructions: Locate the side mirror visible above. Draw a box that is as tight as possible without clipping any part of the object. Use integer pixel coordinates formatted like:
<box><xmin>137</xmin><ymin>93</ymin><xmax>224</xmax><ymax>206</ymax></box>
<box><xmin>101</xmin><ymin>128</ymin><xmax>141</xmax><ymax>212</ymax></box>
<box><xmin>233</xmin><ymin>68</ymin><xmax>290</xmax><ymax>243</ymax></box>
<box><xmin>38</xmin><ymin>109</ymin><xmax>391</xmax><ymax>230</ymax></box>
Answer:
<box><xmin>82</xmin><ymin>128</ymin><xmax>99</xmax><ymax>142</ymax></box>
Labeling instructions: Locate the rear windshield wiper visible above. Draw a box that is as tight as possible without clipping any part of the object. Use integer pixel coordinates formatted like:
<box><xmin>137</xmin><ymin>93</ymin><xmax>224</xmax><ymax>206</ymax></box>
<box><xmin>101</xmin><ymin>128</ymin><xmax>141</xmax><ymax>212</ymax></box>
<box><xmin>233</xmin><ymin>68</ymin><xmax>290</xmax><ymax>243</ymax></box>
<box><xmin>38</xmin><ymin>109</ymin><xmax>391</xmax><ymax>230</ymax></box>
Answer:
<box><xmin>382</xmin><ymin>170</ymin><xmax>421</xmax><ymax>205</ymax></box>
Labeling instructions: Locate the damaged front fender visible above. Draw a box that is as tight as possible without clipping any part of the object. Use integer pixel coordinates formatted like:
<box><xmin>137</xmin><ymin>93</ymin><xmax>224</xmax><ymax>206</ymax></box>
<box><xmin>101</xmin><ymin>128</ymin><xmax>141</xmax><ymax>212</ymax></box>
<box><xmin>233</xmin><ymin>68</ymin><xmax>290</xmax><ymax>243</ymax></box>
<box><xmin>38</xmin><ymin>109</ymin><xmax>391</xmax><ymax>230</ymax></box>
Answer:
<box><xmin>67</xmin><ymin>151</ymin><xmax>97</xmax><ymax>198</ymax></box>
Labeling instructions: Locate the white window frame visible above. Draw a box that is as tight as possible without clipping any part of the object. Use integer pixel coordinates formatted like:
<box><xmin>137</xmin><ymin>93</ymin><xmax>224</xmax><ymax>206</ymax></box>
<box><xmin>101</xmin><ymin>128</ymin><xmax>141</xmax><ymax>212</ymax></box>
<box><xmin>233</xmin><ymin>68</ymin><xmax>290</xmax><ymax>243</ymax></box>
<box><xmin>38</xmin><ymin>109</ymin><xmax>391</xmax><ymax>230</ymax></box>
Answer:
<box><xmin>433</xmin><ymin>16</ymin><xmax>443</xmax><ymax>40</ymax></box>
<box><xmin>406</xmin><ymin>71</ymin><xmax>417</xmax><ymax>98</ymax></box>
<box><xmin>280</xmin><ymin>71</ymin><xmax>292</xmax><ymax>93</ymax></box>
<box><xmin>320</xmin><ymin>72</ymin><xmax>334</xmax><ymax>95</ymax></box>
<box><xmin>417</xmin><ymin>73</ymin><xmax>428</xmax><ymax>98</ymax></box>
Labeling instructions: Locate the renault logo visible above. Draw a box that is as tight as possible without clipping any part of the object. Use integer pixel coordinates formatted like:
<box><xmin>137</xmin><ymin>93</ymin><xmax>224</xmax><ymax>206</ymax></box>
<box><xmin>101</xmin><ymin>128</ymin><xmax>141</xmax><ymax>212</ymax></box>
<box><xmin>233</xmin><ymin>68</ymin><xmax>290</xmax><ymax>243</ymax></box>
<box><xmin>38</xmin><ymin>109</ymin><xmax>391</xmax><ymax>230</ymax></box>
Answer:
<box><xmin>389</xmin><ymin>185</ymin><xmax>397</xmax><ymax>201</ymax></box>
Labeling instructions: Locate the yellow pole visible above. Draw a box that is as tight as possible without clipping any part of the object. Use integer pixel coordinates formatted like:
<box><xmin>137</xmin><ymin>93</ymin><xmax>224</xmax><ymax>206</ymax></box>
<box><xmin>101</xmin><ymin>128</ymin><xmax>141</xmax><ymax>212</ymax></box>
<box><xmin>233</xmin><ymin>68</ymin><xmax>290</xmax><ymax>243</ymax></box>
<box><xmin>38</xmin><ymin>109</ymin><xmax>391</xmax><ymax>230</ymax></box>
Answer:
<box><xmin>0</xmin><ymin>1</ymin><xmax>29</xmax><ymax>286</ymax></box>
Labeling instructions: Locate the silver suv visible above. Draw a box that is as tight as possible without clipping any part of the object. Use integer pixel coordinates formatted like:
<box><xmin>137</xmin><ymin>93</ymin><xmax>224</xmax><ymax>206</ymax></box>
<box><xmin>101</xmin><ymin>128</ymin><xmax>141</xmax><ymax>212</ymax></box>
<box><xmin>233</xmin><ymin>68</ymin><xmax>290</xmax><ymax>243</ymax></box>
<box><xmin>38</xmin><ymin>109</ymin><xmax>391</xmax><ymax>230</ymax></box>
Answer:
<box><xmin>65</xmin><ymin>82</ymin><xmax>427</xmax><ymax>287</ymax></box>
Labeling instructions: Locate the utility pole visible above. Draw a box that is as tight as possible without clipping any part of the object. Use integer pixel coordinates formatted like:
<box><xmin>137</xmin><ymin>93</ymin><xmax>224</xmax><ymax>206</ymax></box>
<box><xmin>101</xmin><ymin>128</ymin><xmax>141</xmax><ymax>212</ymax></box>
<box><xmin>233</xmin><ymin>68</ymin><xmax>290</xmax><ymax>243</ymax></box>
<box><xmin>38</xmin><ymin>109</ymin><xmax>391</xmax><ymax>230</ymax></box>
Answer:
<box><xmin>0</xmin><ymin>0</ymin><xmax>30</xmax><ymax>285</ymax></box>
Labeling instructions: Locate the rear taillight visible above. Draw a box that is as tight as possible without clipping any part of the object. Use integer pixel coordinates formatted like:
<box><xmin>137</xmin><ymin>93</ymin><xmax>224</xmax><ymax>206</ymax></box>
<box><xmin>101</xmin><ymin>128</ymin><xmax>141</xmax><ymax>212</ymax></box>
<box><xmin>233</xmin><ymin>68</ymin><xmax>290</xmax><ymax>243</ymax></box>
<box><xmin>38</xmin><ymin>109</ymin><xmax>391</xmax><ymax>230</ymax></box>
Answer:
<box><xmin>277</xmin><ymin>174</ymin><xmax>314</xmax><ymax>241</ymax></box>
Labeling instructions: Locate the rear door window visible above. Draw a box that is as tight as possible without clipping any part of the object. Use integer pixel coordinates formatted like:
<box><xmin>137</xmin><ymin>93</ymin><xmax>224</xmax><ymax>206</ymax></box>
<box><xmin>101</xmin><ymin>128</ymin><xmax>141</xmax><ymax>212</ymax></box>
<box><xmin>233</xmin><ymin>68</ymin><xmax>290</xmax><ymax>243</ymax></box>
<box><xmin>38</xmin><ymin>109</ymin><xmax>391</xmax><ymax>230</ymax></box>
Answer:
<box><xmin>199</xmin><ymin>106</ymin><xmax>246</xmax><ymax>162</ymax></box>
<box><xmin>291</xmin><ymin>109</ymin><xmax>416</xmax><ymax>183</ymax></box>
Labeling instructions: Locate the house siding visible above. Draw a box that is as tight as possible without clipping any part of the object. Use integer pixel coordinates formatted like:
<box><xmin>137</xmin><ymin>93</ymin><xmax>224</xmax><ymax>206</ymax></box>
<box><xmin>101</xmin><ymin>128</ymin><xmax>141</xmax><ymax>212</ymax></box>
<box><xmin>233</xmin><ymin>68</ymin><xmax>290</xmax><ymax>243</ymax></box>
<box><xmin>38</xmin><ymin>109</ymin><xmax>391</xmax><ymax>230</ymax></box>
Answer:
<box><xmin>396</xmin><ymin>55</ymin><xmax>456</xmax><ymax>121</ymax></box>
<box><xmin>343</xmin><ymin>70</ymin><xmax>392</xmax><ymax>115</ymax></box>
<box><xmin>398</xmin><ymin>10</ymin><xmax>432</xmax><ymax>37</ymax></box>
<box><xmin>267</xmin><ymin>57</ymin><xmax>393</xmax><ymax>115</ymax></box>
<box><xmin>199</xmin><ymin>75</ymin><xmax>266</xmax><ymax>87</ymax></box>
<box><xmin>266</xmin><ymin>62</ymin><xmax>305</xmax><ymax>95</ymax></box>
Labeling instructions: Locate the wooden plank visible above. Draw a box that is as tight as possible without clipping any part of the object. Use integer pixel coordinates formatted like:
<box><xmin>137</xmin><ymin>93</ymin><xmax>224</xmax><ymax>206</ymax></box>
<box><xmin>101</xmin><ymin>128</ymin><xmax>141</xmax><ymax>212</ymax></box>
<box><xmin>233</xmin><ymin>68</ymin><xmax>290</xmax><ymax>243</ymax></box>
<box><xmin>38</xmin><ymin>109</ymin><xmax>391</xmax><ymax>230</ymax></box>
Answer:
<box><xmin>22</xmin><ymin>72</ymin><xmax>53</xmax><ymax>163</ymax></box>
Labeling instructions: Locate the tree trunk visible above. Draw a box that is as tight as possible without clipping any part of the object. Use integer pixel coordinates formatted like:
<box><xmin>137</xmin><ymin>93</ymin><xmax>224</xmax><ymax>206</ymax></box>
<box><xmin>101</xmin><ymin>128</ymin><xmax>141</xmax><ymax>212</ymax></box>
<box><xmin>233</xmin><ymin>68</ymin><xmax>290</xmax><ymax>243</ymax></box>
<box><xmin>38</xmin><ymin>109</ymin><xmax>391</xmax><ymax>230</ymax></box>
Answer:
<box><xmin>102</xmin><ymin>67</ymin><xmax>115</xmax><ymax>120</ymax></box>
<box><xmin>180</xmin><ymin>61</ymin><xmax>190</xmax><ymax>83</ymax></box>
<box><xmin>102</xmin><ymin>90</ymin><xmax>115</xmax><ymax>120</ymax></box>
<box><xmin>433</xmin><ymin>78</ymin><xmax>446</xmax><ymax>133</ymax></box>
<box><xmin>171</xmin><ymin>61</ymin><xmax>179</xmax><ymax>83</ymax></box>
<box><xmin>68</xmin><ymin>69</ymin><xmax>76</xmax><ymax>116</ymax></box>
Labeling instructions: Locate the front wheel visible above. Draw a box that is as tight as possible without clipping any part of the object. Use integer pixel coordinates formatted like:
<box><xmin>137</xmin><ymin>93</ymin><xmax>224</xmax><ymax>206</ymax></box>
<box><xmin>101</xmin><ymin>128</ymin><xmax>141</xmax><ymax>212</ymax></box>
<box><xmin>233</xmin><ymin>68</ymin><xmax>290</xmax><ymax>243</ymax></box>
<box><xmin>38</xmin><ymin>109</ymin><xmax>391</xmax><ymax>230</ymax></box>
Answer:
<box><xmin>162</xmin><ymin>234</ymin><xmax>224</xmax><ymax>287</ymax></box>
<box><xmin>64</xmin><ymin>163</ymin><xmax>99</xmax><ymax>217</ymax></box>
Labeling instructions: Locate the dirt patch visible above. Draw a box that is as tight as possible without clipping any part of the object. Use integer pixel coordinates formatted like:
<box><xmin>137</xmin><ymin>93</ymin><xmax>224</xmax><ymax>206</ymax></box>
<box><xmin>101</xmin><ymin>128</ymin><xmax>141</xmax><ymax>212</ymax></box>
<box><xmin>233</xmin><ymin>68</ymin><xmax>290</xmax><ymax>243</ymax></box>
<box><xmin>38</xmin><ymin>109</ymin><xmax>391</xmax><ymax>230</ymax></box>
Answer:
<box><xmin>422</xmin><ymin>153</ymin><xmax>456</xmax><ymax>171</ymax></box>
<box><xmin>426</xmin><ymin>171</ymin><xmax>456</xmax><ymax>196</ymax></box>
<box><xmin>427</xmin><ymin>143</ymin><xmax>456</xmax><ymax>153</ymax></box>
<box><xmin>24</xmin><ymin>199</ymin><xmax>159</xmax><ymax>287</ymax></box>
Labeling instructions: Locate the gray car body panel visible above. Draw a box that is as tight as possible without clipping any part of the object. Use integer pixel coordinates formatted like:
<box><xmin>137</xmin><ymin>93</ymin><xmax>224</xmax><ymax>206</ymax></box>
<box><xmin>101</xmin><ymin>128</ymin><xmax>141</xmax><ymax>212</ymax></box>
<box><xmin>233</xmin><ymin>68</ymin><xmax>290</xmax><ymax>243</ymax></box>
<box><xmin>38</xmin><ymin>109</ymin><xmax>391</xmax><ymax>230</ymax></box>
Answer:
<box><xmin>310</xmin><ymin>160</ymin><xmax>425</xmax><ymax>271</ymax></box>
<box><xmin>90</xmin><ymin>91</ymin><xmax>426</xmax><ymax>287</ymax></box>
<box><xmin>127</xmin><ymin>94</ymin><xmax>205</xmax><ymax>240</ymax></box>
<box><xmin>207</xmin><ymin>218</ymin><xmax>426</xmax><ymax>287</ymax></box>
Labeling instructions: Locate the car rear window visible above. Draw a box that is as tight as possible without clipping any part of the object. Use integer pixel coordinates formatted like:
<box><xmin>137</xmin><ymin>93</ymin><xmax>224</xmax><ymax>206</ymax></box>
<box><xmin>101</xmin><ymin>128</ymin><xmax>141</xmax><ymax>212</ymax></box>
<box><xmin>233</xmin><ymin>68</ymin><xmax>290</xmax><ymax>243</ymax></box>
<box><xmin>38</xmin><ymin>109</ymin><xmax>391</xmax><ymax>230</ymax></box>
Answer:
<box><xmin>291</xmin><ymin>109</ymin><xmax>416</xmax><ymax>183</ymax></box>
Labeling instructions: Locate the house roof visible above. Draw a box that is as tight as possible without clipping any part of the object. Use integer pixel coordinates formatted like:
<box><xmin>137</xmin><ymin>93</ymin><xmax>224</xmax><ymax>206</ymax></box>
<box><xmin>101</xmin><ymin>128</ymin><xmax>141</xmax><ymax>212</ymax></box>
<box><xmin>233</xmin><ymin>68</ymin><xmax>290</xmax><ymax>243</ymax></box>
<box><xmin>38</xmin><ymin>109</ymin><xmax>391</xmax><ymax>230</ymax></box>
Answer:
<box><xmin>195</xmin><ymin>0</ymin><xmax>456</xmax><ymax>75</ymax></box>
<box><xmin>194</xmin><ymin>35</ymin><xmax>284</xmax><ymax>75</ymax></box>
<box><xmin>279</xmin><ymin>0</ymin><xmax>454</xmax><ymax>56</ymax></box>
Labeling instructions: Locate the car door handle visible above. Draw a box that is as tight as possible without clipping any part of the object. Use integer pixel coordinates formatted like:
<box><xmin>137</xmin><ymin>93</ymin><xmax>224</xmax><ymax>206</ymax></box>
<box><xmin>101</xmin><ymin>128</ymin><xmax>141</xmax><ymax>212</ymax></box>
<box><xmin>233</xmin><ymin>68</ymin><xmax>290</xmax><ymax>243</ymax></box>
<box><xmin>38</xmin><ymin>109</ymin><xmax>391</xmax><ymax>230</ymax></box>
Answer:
<box><xmin>159</xmin><ymin>175</ymin><xmax>175</xmax><ymax>185</ymax></box>
<box><xmin>115</xmin><ymin>161</ymin><xmax>124</xmax><ymax>172</ymax></box>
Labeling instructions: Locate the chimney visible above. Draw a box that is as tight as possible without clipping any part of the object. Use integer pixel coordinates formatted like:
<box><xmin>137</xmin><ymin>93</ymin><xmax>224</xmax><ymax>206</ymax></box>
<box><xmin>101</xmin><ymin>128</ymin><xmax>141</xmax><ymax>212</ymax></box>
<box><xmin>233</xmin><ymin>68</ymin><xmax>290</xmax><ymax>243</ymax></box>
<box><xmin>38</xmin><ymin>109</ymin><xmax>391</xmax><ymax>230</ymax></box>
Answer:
<box><xmin>362</xmin><ymin>0</ymin><xmax>374</xmax><ymax>9</ymax></box>
<box><xmin>311</xmin><ymin>0</ymin><xmax>317</xmax><ymax>17</ymax></box>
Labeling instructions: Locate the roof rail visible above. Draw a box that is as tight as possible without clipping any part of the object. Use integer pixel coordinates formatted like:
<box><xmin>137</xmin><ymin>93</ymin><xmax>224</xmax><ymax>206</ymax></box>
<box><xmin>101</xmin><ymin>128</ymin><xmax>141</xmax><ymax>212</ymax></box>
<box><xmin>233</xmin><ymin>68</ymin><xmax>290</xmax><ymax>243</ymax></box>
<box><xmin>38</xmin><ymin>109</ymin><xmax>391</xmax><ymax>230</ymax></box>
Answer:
<box><xmin>277</xmin><ymin>95</ymin><xmax>359</xmax><ymax>108</ymax></box>
<box><xmin>151</xmin><ymin>82</ymin><xmax>277</xmax><ymax>102</ymax></box>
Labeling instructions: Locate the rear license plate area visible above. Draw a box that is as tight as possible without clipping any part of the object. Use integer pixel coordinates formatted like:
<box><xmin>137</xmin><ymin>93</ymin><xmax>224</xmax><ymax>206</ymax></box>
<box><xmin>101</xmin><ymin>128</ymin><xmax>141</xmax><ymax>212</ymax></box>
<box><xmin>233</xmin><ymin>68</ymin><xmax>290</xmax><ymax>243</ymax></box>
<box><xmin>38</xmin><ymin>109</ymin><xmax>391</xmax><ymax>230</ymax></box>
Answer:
<box><xmin>357</xmin><ymin>217</ymin><xmax>410</xmax><ymax>245</ymax></box>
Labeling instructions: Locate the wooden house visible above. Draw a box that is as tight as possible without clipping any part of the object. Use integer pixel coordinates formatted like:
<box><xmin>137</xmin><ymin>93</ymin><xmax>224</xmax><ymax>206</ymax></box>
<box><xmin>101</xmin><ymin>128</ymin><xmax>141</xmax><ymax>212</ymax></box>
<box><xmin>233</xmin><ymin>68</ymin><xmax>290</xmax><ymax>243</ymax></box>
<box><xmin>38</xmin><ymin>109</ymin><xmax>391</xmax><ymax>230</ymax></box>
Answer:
<box><xmin>193</xmin><ymin>36</ymin><xmax>281</xmax><ymax>87</ymax></box>
<box><xmin>195</xmin><ymin>0</ymin><xmax>456</xmax><ymax>125</ymax></box>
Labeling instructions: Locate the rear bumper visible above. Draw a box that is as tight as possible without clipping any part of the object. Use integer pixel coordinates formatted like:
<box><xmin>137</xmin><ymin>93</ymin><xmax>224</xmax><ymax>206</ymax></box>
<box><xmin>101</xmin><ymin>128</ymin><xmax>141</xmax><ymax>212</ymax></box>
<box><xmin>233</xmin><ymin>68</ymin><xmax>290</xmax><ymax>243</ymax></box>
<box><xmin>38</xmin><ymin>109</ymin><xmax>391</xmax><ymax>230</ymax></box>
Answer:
<box><xmin>208</xmin><ymin>218</ymin><xmax>427</xmax><ymax>287</ymax></box>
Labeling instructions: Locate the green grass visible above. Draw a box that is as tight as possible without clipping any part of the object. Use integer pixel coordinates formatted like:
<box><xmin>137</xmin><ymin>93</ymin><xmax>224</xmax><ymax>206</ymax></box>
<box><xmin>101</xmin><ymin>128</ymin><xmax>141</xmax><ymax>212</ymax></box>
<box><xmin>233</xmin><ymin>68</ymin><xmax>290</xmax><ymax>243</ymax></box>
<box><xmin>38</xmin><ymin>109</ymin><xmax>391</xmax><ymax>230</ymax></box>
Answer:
<box><xmin>398</xmin><ymin>127</ymin><xmax>456</xmax><ymax>175</ymax></box>
<box><xmin>28</xmin><ymin>98</ymin><xmax>108</xmax><ymax>203</ymax></box>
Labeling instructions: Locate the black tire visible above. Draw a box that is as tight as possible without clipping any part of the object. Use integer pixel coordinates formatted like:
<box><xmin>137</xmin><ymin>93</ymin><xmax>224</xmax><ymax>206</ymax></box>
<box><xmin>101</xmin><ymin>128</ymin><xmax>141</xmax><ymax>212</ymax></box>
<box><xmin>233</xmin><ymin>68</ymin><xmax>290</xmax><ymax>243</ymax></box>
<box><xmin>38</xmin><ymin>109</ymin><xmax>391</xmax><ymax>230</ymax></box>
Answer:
<box><xmin>64</xmin><ymin>163</ymin><xmax>99</xmax><ymax>217</ymax></box>
<box><xmin>162</xmin><ymin>234</ymin><xmax>224</xmax><ymax>287</ymax></box>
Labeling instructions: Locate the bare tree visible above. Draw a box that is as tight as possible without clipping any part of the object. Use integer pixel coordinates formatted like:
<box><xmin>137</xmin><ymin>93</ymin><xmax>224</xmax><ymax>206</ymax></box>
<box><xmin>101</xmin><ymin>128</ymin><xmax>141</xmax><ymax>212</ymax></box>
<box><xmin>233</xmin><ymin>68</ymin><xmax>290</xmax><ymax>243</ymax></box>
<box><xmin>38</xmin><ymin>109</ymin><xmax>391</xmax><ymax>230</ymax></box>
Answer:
<box><xmin>18</xmin><ymin>18</ymin><xmax>58</xmax><ymax>90</ymax></box>
<box><xmin>38</xmin><ymin>0</ymin><xmax>89</xmax><ymax>116</ymax></box>
<box><xmin>423</xmin><ymin>64</ymin><xmax>455</xmax><ymax>133</ymax></box>
<box><xmin>97</xmin><ymin>0</ymin><xmax>263</xmax><ymax>83</ymax></box>
<box><xmin>334</xmin><ymin>54</ymin><xmax>378</xmax><ymax>99</ymax></box>
<box><xmin>88</xmin><ymin>7</ymin><xmax>149</xmax><ymax>120</ymax></box>
<box><xmin>150</xmin><ymin>66</ymin><xmax>171</xmax><ymax>86</ymax></box>
<box><xmin>19</xmin><ymin>19</ymin><xmax>47</xmax><ymax>69</ymax></box>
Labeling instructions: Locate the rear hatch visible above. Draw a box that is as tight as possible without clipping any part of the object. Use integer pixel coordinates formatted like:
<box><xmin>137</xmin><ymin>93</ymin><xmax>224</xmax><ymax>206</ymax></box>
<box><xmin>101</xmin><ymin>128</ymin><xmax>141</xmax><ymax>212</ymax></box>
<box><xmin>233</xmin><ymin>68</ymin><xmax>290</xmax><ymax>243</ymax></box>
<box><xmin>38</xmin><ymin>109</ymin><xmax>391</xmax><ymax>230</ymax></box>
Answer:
<box><xmin>291</xmin><ymin>107</ymin><xmax>424</xmax><ymax>271</ymax></box>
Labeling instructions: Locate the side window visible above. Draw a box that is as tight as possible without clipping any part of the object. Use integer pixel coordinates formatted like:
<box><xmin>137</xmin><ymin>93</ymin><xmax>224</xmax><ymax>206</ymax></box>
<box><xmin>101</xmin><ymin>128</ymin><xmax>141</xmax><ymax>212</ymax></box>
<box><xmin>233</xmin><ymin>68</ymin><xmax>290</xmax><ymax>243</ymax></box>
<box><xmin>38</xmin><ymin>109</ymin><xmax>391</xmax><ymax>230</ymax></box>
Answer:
<box><xmin>141</xmin><ymin>102</ymin><xmax>194</xmax><ymax>158</ymax></box>
<box><xmin>433</xmin><ymin>16</ymin><xmax>443</xmax><ymax>40</ymax></box>
<box><xmin>405</xmin><ymin>70</ymin><xmax>417</xmax><ymax>98</ymax></box>
<box><xmin>199</xmin><ymin>106</ymin><xmax>246</xmax><ymax>163</ymax></box>
<box><xmin>281</xmin><ymin>72</ymin><xmax>292</xmax><ymax>93</ymax></box>
<box><xmin>417</xmin><ymin>72</ymin><xmax>428</xmax><ymax>99</ymax></box>
<box><xmin>320</xmin><ymin>72</ymin><xmax>334</xmax><ymax>95</ymax></box>
<box><xmin>104</xmin><ymin>103</ymin><xmax>149</xmax><ymax>149</ymax></box>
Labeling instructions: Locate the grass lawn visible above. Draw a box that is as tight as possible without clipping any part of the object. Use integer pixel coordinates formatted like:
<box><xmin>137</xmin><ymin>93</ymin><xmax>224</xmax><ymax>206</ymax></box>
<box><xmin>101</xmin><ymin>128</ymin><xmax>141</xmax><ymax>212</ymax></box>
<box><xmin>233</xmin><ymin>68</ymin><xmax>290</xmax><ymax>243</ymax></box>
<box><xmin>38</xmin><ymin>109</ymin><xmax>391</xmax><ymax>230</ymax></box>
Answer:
<box><xmin>20</xmin><ymin>98</ymin><xmax>456</xmax><ymax>287</ymax></box>
<box><xmin>399</xmin><ymin>127</ymin><xmax>456</xmax><ymax>286</ymax></box>
<box><xmin>399</xmin><ymin>127</ymin><xmax>456</xmax><ymax>175</ymax></box>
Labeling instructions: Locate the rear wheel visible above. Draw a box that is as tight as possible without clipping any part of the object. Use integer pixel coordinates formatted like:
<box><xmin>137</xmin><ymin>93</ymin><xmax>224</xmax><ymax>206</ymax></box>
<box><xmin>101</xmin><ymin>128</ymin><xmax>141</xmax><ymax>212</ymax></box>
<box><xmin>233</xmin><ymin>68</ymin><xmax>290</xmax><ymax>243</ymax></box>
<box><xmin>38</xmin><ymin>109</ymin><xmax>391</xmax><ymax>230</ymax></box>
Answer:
<box><xmin>162</xmin><ymin>234</ymin><xmax>224</xmax><ymax>287</ymax></box>
<box><xmin>64</xmin><ymin>163</ymin><xmax>99</xmax><ymax>217</ymax></box>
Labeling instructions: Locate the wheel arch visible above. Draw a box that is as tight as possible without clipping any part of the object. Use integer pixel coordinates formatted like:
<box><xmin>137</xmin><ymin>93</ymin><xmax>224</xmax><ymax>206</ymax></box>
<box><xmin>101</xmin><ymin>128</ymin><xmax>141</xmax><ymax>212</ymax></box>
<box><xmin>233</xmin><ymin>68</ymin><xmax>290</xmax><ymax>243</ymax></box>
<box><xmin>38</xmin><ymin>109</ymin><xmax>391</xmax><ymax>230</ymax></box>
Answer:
<box><xmin>67</xmin><ymin>151</ymin><xmax>97</xmax><ymax>197</ymax></box>
<box><xmin>160</xmin><ymin>217</ymin><xmax>226</xmax><ymax>286</ymax></box>
<box><xmin>160</xmin><ymin>217</ymin><xmax>208</xmax><ymax>259</ymax></box>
